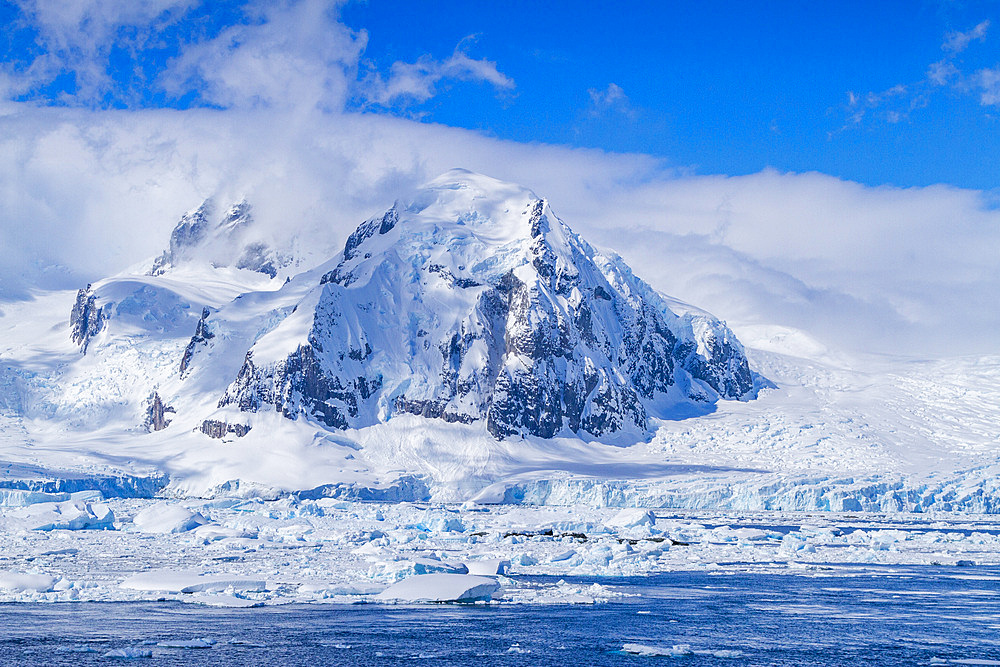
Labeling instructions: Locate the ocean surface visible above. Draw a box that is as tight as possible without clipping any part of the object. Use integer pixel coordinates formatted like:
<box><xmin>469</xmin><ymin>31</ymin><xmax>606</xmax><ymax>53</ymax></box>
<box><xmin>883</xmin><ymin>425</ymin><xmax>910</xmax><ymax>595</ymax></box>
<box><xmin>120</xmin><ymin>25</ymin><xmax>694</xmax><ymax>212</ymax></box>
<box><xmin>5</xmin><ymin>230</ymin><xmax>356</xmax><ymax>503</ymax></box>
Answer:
<box><xmin>3</xmin><ymin>566</ymin><xmax>999</xmax><ymax>665</ymax></box>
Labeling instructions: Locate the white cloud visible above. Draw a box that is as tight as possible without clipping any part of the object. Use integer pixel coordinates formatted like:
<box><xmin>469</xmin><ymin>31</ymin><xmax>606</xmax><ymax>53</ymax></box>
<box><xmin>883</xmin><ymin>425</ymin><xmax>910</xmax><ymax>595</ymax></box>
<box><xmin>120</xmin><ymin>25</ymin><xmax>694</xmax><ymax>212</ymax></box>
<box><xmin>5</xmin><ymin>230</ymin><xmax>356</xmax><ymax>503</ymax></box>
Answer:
<box><xmin>1</xmin><ymin>3</ymin><xmax>998</xmax><ymax>358</ymax></box>
<box><xmin>587</xmin><ymin>82</ymin><xmax>630</xmax><ymax>114</ymax></box>
<box><xmin>1</xmin><ymin>107</ymin><xmax>998</xmax><ymax>357</ymax></box>
<box><xmin>845</xmin><ymin>19</ymin><xmax>993</xmax><ymax>126</ymax></box>
<box><xmin>10</xmin><ymin>0</ymin><xmax>196</xmax><ymax>101</ymax></box>
<box><xmin>927</xmin><ymin>60</ymin><xmax>959</xmax><ymax>86</ymax></box>
<box><xmin>364</xmin><ymin>43</ymin><xmax>514</xmax><ymax>106</ymax></box>
<box><xmin>160</xmin><ymin>0</ymin><xmax>365</xmax><ymax>111</ymax></box>
<box><xmin>942</xmin><ymin>19</ymin><xmax>990</xmax><ymax>53</ymax></box>
<box><xmin>977</xmin><ymin>67</ymin><xmax>1000</xmax><ymax>106</ymax></box>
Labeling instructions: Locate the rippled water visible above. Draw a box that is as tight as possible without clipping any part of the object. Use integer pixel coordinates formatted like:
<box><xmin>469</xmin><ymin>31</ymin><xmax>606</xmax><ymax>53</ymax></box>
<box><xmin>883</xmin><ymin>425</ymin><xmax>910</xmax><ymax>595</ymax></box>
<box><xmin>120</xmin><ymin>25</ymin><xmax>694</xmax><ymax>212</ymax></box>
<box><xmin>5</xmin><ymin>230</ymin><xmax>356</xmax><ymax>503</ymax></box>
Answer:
<box><xmin>3</xmin><ymin>566</ymin><xmax>1000</xmax><ymax>665</ymax></box>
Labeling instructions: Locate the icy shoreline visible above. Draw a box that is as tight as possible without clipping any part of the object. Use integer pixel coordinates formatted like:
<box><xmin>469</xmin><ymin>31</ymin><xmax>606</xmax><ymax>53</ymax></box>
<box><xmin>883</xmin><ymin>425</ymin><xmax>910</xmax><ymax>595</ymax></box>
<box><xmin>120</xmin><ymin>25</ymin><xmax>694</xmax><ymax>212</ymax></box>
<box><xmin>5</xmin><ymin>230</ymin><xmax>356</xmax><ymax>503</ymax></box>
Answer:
<box><xmin>4</xmin><ymin>492</ymin><xmax>1000</xmax><ymax>607</ymax></box>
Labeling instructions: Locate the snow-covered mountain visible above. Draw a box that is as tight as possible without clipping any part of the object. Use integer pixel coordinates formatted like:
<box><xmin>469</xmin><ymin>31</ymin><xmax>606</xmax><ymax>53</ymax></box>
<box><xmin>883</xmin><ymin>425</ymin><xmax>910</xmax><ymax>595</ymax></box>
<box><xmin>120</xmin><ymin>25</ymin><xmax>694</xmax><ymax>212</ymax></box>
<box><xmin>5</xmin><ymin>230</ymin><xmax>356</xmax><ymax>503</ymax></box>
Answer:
<box><xmin>3</xmin><ymin>169</ymin><xmax>999</xmax><ymax>510</ymax></box>
<box><xmin>217</xmin><ymin>170</ymin><xmax>758</xmax><ymax>442</ymax></box>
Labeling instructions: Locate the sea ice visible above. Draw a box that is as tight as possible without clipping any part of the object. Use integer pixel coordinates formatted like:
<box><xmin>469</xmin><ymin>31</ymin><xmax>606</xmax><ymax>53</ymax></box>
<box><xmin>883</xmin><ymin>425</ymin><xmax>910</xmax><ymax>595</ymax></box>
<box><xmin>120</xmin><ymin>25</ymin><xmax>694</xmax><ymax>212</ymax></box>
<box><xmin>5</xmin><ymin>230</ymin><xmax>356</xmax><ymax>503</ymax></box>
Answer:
<box><xmin>465</xmin><ymin>559</ymin><xmax>510</xmax><ymax>576</ymax></box>
<box><xmin>102</xmin><ymin>647</ymin><xmax>153</xmax><ymax>659</ymax></box>
<box><xmin>131</xmin><ymin>503</ymin><xmax>208</xmax><ymax>533</ymax></box>
<box><xmin>119</xmin><ymin>569</ymin><xmax>266</xmax><ymax>594</ymax></box>
<box><xmin>622</xmin><ymin>642</ymin><xmax>693</xmax><ymax>656</ymax></box>
<box><xmin>156</xmin><ymin>638</ymin><xmax>215</xmax><ymax>649</ymax></box>
<box><xmin>607</xmin><ymin>508</ymin><xmax>656</xmax><ymax>529</ymax></box>
<box><xmin>5</xmin><ymin>500</ymin><xmax>114</xmax><ymax>531</ymax></box>
<box><xmin>0</xmin><ymin>571</ymin><xmax>57</xmax><ymax>592</ymax></box>
<box><xmin>374</xmin><ymin>573</ymin><xmax>500</xmax><ymax>603</ymax></box>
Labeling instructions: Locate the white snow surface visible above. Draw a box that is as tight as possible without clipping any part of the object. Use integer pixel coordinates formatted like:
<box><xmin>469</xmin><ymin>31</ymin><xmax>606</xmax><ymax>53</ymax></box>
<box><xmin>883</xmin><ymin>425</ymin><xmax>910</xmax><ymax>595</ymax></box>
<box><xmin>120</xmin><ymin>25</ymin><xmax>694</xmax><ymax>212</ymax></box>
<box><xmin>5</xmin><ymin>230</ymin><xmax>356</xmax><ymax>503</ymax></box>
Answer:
<box><xmin>0</xmin><ymin>170</ymin><xmax>997</xmax><ymax>514</ymax></box>
<box><xmin>374</xmin><ymin>573</ymin><xmax>500</xmax><ymax>603</ymax></box>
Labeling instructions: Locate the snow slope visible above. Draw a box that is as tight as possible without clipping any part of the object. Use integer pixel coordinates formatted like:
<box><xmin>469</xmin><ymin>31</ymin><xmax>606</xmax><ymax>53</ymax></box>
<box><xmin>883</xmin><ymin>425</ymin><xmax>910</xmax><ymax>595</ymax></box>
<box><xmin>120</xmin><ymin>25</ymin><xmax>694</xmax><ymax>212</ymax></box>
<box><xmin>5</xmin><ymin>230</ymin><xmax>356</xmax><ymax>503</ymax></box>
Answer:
<box><xmin>0</xmin><ymin>170</ymin><xmax>998</xmax><ymax>512</ymax></box>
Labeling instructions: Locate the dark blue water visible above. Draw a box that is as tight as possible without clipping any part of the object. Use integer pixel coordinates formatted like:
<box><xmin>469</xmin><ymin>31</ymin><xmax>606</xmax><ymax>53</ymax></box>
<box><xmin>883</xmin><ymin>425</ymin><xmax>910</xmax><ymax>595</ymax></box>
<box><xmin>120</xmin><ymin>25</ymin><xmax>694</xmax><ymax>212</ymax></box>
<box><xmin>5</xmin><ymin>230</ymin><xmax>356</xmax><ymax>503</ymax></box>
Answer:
<box><xmin>3</xmin><ymin>567</ymin><xmax>1000</xmax><ymax>665</ymax></box>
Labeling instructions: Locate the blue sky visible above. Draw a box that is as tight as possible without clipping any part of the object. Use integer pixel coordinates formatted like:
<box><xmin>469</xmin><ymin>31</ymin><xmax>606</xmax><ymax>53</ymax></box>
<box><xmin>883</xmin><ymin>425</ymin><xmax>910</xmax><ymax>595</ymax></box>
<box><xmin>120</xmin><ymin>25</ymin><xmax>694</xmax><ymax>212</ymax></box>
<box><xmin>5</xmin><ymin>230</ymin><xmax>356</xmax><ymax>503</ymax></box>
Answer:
<box><xmin>344</xmin><ymin>1</ymin><xmax>1000</xmax><ymax>190</ymax></box>
<box><xmin>3</xmin><ymin>0</ymin><xmax>999</xmax><ymax>189</ymax></box>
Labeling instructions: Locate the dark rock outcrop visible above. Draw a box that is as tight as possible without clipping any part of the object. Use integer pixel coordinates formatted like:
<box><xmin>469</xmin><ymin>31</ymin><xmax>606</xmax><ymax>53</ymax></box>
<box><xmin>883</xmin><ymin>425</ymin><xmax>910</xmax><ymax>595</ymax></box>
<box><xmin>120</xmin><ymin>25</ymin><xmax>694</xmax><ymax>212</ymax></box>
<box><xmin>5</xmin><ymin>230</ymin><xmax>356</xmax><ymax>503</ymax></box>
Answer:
<box><xmin>150</xmin><ymin>201</ymin><xmax>213</xmax><ymax>275</ymax></box>
<box><xmin>179</xmin><ymin>307</ymin><xmax>214</xmax><ymax>376</ymax></box>
<box><xmin>144</xmin><ymin>391</ymin><xmax>175</xmax><ymax>432</ymax></box>
<box><xmin>149</xmin><ymin>199</ymin><xmax>290</xmax><ymax>278</ymax></box>
<box><xmin>200</xmin><ymin>419</ymin><xmax>252</xmax><ymax>439</ymax></box>
<box><xmin>70</xmin><ymin>284</ymin><xmax>109</xmax><ymax>354</ymax></box>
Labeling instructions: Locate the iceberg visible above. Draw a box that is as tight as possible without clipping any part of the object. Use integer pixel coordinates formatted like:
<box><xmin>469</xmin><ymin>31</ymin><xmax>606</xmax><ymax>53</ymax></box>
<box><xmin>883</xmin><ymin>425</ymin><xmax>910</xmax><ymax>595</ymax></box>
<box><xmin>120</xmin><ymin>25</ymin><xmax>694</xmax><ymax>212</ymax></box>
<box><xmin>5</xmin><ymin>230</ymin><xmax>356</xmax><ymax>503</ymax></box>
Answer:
<box><xmin>374</xmin><ymin>574</ymin><xmax>500</xmax><ymax>603</ymax></box>
<box><xmin>132</xmin><ymin>503</ymin><xmax>207</xmax><ymax>533</ymax></box>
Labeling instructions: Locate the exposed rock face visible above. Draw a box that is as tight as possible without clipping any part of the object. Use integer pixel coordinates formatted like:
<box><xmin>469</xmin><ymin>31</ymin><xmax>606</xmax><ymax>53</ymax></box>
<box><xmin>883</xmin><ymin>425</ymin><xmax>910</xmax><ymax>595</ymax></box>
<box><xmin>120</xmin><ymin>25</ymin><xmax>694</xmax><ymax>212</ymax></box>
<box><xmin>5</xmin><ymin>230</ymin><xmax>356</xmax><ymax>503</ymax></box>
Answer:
<box><xmin>69</xmin><ymin>284</ymin><xmax>109</xmax><ymax>353</ymax></box>
<box><xmin>144</xmin><ymin>391</ymin><xmax>175</xmax><ymax>432</ymax></box>
<box><xmin>200</xmin><ymin>419</ymin><xmax>252</xmax><ymax>439</ymax></box>
<box><xmin>219</xmin><ymin>170</ymin><xmax>760</xmax><ymax>441</ymax></box>
<box><xmin>179</xmin><ymin>308</ymin><xmax>214</xmax><ymax>376</ymax></box>
<box><xmin>150</xmin><ymin>201</ymin><xmax>213</xmax><ymax>276</ymax></box>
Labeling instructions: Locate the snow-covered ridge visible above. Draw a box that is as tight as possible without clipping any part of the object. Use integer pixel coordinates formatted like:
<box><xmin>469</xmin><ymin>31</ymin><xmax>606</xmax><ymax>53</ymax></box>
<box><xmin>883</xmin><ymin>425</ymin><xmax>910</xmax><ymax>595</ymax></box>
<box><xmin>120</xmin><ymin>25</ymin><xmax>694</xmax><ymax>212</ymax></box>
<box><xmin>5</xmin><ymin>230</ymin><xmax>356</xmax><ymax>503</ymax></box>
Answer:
<box><xmin>221</xmin><ymin>169</ymin><xmax>760</xmax><ymax>442</ymax></box>
<box><xmin>1</xmin><ymin>169</ymin><xmax>999</xmax><ymax>512</ymax></box>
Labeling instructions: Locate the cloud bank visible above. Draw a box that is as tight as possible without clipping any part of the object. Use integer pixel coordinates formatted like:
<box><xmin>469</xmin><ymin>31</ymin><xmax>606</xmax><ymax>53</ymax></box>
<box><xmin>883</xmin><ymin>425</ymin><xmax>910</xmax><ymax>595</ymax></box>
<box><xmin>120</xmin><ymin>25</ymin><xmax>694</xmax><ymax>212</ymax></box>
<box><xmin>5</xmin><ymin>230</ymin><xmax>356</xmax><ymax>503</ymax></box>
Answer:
<box><xmin>1</xmin><ymin>106</ymin><xmax>997</xmax><ymax>357</ymax></box>
<box><xmin>1</xmin><ymin>0</ymin><xmax>997</xmax><ymax>358</ymax></box>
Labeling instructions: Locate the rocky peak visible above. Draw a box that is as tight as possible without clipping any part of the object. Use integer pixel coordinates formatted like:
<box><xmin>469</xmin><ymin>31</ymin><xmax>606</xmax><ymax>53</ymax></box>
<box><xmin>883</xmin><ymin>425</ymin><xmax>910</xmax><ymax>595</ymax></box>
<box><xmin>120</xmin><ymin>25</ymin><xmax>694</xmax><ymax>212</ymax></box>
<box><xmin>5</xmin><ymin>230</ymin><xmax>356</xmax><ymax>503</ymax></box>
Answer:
<box><xmin>149</xmin><ymin>198</ymin><xmax>290</xmax><ymax>279</ymax></box>
<box><xmin>220</xmin><ymin>170</ymin><xmax>761</xmax><ymax>442</ymax></box>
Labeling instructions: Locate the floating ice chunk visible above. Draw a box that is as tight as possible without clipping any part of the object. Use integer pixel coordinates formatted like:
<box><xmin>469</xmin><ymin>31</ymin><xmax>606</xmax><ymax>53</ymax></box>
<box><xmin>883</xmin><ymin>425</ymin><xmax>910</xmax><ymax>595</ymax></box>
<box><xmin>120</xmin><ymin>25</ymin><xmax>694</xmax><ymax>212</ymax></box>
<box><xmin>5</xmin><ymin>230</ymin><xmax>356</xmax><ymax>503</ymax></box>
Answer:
<box><xmin>607</xmin><ymin>509</ymin><xmax>656</xmax><ymax>529</ymax></box>
<box><xmin>192</xmin><ymin>524</ymin><xmax>251</xmax><ymax>542</ymax></box>
<box><xmin>55</xmin><ymin>645</ymin><xmax>97</xmax><ymax>653</ymax></box>
<box><xmin>621</xmin><ymin>643</ymin><xmax>737</xmax><ymax>657</ymax></box>
<box><xmin>465</xmin><ymin>559</ymin><xmax>510</xmax><ymax>576</ymax></box>
<box><xmin>374</xmin><ymin>574</ymin><xmax>500</xmax><ymax>603</ymax></box>
<box><xmin>183</xmin><ymin>593</ymin><xmax>262</xmax><ymax>607</ymax></box>
<box><xmin>120</xmin><ymin>569</ymin><xmax>266</xmax><ymax>594</ymax></box>
<box><xmin>549</xmin><ymin>549</ymin><xmax>577</xmax><ymax>563</ymax></box>
<box><xmin>623</xmin><ymin>643</ymin><xmax>693</xmax><ymax>656</ymax></box>
<box><xmin>0</xmin><ymin>571</ymin><xmax>58</xmax><ymax>592</ymax></box>
<box><xmin>297</xmin><ymin>582</ymin><xmax>382</xmax><ymax>599</ymax></box>
<box><xmin>156</xmin><ymin>638</ymin><xmax>215</xmax><ymax>649</ymax></box>
<box><xmin>102</xmin><ymin>647</ymin><xmax>153</xmax><ymax>659</ymax></box>
<box><xmin>132</xmin><ymin>503</ymin><xmax>208</xmax><ymax>534</ymax></box>
<box><xmin>0</xmin><ymin>488</ymin><xmax>70</xmax><ymax>507</ymax></box>
<box><xmin>420</xmin><ymin>514</ymin><xmax>465</xmax><ymax>533</ymax></box>
<box><xmin>411</xmin><ymin>557</ymin><xmax>468</xmax><ymax>575</ymax></box>
<box><xmin>4</xmin><ymin>500</ymin><xmax>115</xmax><ymax>531</ymax></box>
<box><xmin>515</xmin><ymin>554</ymin><xmax>538</xmax><ymax>567</ymax></box>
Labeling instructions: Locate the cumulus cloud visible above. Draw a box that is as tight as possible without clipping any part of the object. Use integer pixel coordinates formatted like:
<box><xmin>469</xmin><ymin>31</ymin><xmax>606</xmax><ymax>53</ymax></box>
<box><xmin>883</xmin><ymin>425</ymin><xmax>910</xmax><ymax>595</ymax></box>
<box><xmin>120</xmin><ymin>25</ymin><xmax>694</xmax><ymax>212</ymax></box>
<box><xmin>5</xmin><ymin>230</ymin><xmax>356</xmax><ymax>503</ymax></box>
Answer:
<box><xmin>1</xmin><ymin>2</ymin><xmax>998</xmax><ymax>358</ymax></box>
<box><xmin>363</xmin><ymin>42</ymin><xmax>514</xmax><ymax>107</ymax></box>
<box><xmin>8</xmin><ymin>0</ymin><xmax>196</xmax><ymax>102</ymax></box>
<box><xmin>3</xmin><ymin>1</ymin><xmax>509</xmax><ymax>113</ymax></box>
<box><xmin>161</xmin><ymin>0</ymin><xmax>365</xmax><ymax>110</ymax></box>
<box><xmin>587</xmin><ymin>82</ymin><xmax>632</xmax><ymax>116</ymax></box>
<box><xmin>942</xmin><ymin>19</ymin><xmax>990</xmax><ymax>53</ymax></box>
<box><xmin>977</xmin><ymin>67</ymin><xmax>1000</xmax><ymax>105</ymax></box>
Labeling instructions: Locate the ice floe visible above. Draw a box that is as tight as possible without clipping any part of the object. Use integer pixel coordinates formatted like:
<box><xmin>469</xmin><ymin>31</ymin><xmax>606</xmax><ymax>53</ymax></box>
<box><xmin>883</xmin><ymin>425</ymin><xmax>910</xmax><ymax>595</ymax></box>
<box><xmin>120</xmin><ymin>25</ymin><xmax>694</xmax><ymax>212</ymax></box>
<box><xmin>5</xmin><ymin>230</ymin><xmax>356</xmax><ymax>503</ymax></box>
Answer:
<box><xmin>119</xmin><ymin>569</ymin><xmax>266</xmax><ymax>594</ymax></box>
<box><xmin>131</xmin><ymin>503</ymin><xmax>207</xmax><ymax>533</ymax></box>
<box><xmin>374</xmin><ymin>574</ymin><xmax>500</xmax><ymax>603</ymax></box>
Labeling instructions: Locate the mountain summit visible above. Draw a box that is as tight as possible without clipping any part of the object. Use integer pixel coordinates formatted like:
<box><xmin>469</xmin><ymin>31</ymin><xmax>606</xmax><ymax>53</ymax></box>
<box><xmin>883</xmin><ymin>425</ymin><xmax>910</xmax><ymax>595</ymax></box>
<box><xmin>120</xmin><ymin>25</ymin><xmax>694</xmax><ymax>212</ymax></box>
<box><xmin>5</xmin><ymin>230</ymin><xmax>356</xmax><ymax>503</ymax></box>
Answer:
<box><xmin>218</xmin><ymin>169</ymin><xmax>759</xmax><ymax>441</ymax></box>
